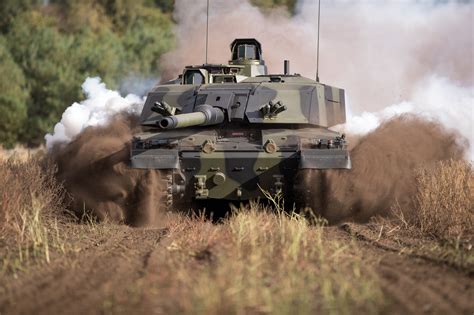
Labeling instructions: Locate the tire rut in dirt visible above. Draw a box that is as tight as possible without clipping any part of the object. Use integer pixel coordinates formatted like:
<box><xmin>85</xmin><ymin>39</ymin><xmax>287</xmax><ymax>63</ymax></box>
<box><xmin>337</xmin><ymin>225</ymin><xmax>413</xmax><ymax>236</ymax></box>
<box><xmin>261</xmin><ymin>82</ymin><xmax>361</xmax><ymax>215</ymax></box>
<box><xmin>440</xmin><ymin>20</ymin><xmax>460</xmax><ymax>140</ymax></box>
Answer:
<box><xmin>0</xmin><ymin>228</ymin><xmax>167</xmax><ymax>315</ymax></box>
<box><xmin>335</xmin><ymin>224</ymin><xmax>474</xmax><ymax>314</ymax></box>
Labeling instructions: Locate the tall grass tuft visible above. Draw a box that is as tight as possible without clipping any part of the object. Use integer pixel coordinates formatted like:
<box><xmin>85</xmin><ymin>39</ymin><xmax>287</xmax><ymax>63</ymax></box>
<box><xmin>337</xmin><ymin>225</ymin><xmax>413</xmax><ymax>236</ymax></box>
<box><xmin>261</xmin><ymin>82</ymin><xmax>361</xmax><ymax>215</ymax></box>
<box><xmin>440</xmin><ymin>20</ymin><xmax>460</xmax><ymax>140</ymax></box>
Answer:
<box><xmin>403</xmin><ymin>160</ymin><xmax>473</xmax><ymax>240</ymax></box>
<box><xmin>0</xmin><ymin>157</ymin><xmax>65</xmax><ymax>269</ymax></box>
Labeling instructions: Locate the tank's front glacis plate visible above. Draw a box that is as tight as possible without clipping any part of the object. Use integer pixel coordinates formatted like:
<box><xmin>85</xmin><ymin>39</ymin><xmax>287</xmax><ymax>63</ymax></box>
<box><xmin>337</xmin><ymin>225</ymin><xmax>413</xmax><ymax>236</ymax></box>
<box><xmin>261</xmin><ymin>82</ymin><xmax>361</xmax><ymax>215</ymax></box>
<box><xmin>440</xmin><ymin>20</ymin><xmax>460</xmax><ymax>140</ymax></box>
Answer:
<box><xmin>131</xmin><ymin>128</ymin><xmax>350</xmax><ymax>202</ymax></box>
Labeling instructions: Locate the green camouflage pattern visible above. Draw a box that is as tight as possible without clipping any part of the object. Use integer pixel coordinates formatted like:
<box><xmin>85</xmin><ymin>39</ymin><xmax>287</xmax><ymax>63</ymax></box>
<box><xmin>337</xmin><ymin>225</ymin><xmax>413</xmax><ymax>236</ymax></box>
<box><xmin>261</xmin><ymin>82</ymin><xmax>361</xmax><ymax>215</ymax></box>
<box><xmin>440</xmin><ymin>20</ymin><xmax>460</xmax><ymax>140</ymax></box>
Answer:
<box><xmin>130</xmin><ymin>39</ymin><xmax>350</xmax><ymax>206</ymax></box>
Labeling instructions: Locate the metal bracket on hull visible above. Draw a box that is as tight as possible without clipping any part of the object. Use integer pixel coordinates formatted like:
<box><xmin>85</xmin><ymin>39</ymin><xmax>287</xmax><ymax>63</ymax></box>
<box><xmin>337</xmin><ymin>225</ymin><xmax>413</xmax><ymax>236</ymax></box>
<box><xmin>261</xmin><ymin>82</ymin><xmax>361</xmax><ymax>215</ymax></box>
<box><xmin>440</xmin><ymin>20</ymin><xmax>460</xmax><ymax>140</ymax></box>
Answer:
<box><xmin>194</xmin><ymin>175</ymin><xmax>209</xmax><ymax>199</ymax></box>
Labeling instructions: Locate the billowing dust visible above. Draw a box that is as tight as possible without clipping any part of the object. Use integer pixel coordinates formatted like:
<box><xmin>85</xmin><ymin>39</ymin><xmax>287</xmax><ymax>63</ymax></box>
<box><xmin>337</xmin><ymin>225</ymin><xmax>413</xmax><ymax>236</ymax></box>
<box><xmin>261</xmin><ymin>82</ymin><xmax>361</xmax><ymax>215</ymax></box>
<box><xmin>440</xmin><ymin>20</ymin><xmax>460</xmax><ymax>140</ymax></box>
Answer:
<box><xmin>305</xmin><ymin>115</ymin><xmax>466</xmax><ymax>223</ymax></box>
<box><xmin>51</xmin><ymin>114</ymin><xmax>165</xmax><ymax>227</ymax></box>
<box><xmin>51</xmin><ymin>113</ymin><xmax>466</xmax><ymax>226</ymax></box>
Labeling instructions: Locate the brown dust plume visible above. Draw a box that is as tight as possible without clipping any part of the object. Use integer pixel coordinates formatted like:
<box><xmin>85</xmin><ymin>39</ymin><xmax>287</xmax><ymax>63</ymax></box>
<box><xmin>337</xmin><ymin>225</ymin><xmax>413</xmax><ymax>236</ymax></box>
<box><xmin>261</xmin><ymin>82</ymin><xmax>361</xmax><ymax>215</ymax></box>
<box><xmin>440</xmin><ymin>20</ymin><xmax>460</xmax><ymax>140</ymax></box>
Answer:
<box><xmin>302</xmin><ymin>115</ymin><xmax>466</xmax><ymax>223</ymax></box>
<box><xmin>51</xmin><ymin>114</ymin><xmax>165</xmax><ymax>226</ymax></box>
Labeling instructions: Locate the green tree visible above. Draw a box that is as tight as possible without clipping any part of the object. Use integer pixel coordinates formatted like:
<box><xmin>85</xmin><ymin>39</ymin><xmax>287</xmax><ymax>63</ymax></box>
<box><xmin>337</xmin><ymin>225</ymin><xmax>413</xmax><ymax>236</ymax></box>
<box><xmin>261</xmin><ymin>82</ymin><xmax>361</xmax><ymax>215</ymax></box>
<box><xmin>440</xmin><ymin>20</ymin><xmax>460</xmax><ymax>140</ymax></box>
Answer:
<box><xmin>122</xmin><ymin>6</ymin><xmax>174</xmax><ymax>75</ymax></box>
<box><xmin>0</xmin><ymin>38</ymin><xmax>28</xmax><ymax>148</ymax></box>
<box><xmin>0</xmin><ymin>0</ymin><xmax>41</xmax><ymax>33</ymax></box>
<box><xmin>97</xmin><ymin>0</ymin><xmax>146</xmax><ymax>31</ymax></box>
<box><xmin>71</xmin><ymin>28</ymin><xmax>126</xmax><ymax>87</ymax></box>
<box><xmin>0</xmin><ymin>0</ymin><xmax>179</xmax><ymax>147</ymax></box>
<box><xmin>53</xmin><ymin>0</ymin><xmax>114</xmax><ymax>33</ymax></box>
<box><xmin>6</xmin><ymin>12</ymin><xmax>82</xmax><ymax>145</ymax></box>
<box><xmin>250</xmin><ymin>0</ymin><xmax>297</xmax><ymax>13</ymax></box>
<box><xmin>153</xmin><ymin>0</ymin><xmax>174</xmax><ymax>13</ymax></box>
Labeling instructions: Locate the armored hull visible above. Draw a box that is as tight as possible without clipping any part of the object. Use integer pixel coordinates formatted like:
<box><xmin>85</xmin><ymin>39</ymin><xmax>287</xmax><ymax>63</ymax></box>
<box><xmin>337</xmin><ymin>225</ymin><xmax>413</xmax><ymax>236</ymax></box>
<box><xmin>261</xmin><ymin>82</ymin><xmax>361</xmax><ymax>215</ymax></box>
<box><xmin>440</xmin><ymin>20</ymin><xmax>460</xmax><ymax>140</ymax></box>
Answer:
<box><xmin>130</xmin><ymin>39</ymin><xmax>350</xmax><ymax>208</ymax></box>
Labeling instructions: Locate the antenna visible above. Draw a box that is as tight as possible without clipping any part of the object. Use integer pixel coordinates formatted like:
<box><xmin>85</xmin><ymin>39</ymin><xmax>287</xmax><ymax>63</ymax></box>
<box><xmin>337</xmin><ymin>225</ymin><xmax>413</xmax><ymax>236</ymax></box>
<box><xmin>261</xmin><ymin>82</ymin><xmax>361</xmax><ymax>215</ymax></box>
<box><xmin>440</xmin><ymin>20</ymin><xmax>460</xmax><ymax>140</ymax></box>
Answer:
<box><xmin>205</xmin><ymin>0</ymin><xmax>210</xmax><ymax>64</ymax></box>
<box><xmin>316</xmin><ymin>0</ymin><xmax>321</xmax><ymax>82</ymax></box>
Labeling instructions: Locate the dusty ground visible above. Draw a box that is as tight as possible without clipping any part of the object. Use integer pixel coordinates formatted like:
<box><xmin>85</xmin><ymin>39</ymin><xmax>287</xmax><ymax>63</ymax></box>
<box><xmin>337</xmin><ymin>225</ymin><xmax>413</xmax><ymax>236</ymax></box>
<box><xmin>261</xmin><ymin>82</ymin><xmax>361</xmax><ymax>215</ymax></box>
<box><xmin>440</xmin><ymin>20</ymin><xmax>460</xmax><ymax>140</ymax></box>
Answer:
<box><xmin>333</xmin><ymin>223</ymin><xmax>473</xmax><ymax>315</ymax></box>
<box><xmin>0</xmin><ymin>219</ymin><xmax>472</xmax><ymax>315</ymax></box>
<box><xmin>1</xmin><ymin>155</ymin><xmax>472</xmax><ymax>314</ymax></box>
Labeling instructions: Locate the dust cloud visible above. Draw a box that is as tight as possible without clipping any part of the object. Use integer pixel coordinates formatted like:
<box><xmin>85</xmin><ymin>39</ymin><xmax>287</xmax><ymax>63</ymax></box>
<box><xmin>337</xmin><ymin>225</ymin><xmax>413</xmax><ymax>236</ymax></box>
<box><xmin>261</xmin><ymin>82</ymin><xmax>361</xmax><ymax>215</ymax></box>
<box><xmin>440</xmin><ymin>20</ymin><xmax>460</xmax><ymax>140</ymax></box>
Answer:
<box><xmin>307</xmin><ymin>115</ymin><xmax>467</xmax><ymax>223</ymax></box>
<box><xmin>51</xmin><ymin>115</ymin><xmax>164</xmax><ymax>226</ymax></box>
<box><xmin>45</xmin><ymin>78</ymin><xmax>166</xmax><ymax>226</ymax></box>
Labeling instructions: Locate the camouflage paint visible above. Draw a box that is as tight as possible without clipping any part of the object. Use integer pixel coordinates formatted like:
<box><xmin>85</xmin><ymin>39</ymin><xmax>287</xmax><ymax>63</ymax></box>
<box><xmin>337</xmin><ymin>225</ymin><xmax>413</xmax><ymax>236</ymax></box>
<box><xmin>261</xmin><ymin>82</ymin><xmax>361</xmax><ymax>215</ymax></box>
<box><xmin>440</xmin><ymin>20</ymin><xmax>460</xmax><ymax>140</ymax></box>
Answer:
<box><xmin>130</xmin><ymin>38</ymin><xmax>350</xmax><ymax>204</ymax></box>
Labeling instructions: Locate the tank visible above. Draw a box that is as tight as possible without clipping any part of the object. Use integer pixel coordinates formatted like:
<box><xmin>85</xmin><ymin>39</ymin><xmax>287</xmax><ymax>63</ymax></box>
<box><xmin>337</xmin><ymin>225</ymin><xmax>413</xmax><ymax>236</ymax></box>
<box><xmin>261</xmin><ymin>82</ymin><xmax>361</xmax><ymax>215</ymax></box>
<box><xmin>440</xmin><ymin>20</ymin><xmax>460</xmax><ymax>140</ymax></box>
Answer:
<box><xmin>130</xmin><ymin>38</ymin><xmax>351</xmax><ymax>209</ymax></box>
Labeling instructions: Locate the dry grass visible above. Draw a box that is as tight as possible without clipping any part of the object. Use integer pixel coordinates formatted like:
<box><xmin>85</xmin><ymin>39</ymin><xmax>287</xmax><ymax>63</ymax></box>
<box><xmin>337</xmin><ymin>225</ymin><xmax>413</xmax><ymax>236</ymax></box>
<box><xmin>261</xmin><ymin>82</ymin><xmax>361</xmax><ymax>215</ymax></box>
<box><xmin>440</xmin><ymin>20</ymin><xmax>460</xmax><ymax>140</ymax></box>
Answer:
<box><xmin>413</xmin><ymin>160</ymin><xmax>473</xmax><ymax>239</ymax></box>
<box><xmin>140</xmin><ymin>205</ymin><xmax>385</xmax><ymax>314</ymax></box>
<box><xmin>3</xmin><ymin>154</ymin><xmax>471</xmax><ymax>312</ymax></box>
<box><xmin>386</xmin><ymin>160</ymin><xmax>474</xmax><ymax>269</ymax></box>
<box><xmin>393</xmin><ymin>160</ymin><xmax>473</xmax><ymax>241</ymax></box>
<box><xmin>0</xmin><ymin>146</ymin><xmax>45</xmax><ymax>162</ymax></box>
<box><xmin>0</xmin><ymin>157</ymin><xmax>65</xmax><ymax>272</ymax></box>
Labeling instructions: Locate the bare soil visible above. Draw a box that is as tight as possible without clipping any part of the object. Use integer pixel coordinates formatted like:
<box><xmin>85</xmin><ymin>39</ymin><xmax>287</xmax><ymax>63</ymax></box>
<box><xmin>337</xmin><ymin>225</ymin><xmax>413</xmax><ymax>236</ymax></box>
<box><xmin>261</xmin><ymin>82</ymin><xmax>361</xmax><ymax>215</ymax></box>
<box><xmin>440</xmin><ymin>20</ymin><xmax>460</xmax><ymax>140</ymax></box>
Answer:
<box><xmin>0</xmin><ymin>221</ymin><xmax>472</xmax><ymax>315</ymax></box>
<box><xmin>331</xmin><ymin>223</ymin><xmax>473</xmax><ymax>315</ymax></box>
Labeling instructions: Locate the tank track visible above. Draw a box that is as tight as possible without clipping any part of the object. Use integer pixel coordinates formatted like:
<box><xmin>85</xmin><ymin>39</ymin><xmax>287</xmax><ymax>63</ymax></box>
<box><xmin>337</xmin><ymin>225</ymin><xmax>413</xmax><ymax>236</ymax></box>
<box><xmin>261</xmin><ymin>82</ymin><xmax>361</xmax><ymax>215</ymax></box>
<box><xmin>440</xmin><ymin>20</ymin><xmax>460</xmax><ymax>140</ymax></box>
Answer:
<box><xmin>162</xmin><ymin>170</ymin><xmax>174</xmax><ymax>210</ymax></box>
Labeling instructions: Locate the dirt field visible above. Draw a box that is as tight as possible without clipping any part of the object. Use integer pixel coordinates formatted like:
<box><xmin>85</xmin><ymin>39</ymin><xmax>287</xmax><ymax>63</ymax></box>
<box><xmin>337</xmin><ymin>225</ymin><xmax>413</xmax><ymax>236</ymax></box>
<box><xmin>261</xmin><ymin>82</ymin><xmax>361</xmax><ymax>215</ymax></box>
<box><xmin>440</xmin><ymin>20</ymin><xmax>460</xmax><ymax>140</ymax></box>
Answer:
<box><xmin>0</xmin><ymin>217</ymin><xmax>472</xmax><ymax>315</ymax></box>
<box><xmin>0</xmin><ymin>154</ymin><xmax>472</xmax><ymax>314</ymax></box>
<box><xmin>336</xmin><ymin>223</ymin><xmax>473</xmax><ymax>314</ymax></box>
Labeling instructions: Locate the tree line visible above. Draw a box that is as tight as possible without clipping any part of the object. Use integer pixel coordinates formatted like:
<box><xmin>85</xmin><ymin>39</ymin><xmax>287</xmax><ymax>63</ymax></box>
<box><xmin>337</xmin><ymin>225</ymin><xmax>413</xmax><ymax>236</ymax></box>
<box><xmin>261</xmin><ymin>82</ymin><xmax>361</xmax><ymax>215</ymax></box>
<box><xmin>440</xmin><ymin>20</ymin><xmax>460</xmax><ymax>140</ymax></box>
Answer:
<box><xmin>0</xmin><ymin>0</ymin><xmax>174</xmax><ymax>147</ymax></box>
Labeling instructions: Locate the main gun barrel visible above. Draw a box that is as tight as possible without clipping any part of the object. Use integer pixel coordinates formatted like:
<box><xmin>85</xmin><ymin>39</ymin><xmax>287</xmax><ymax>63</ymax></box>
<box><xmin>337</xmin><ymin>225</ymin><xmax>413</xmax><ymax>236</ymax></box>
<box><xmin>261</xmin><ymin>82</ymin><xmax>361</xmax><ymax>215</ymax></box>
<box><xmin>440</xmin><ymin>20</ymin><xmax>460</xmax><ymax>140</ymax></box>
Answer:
<box><xmin>158</xmin><ymin>105</ymin><xmax>225</xmax><ymax>129</ymax></box>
